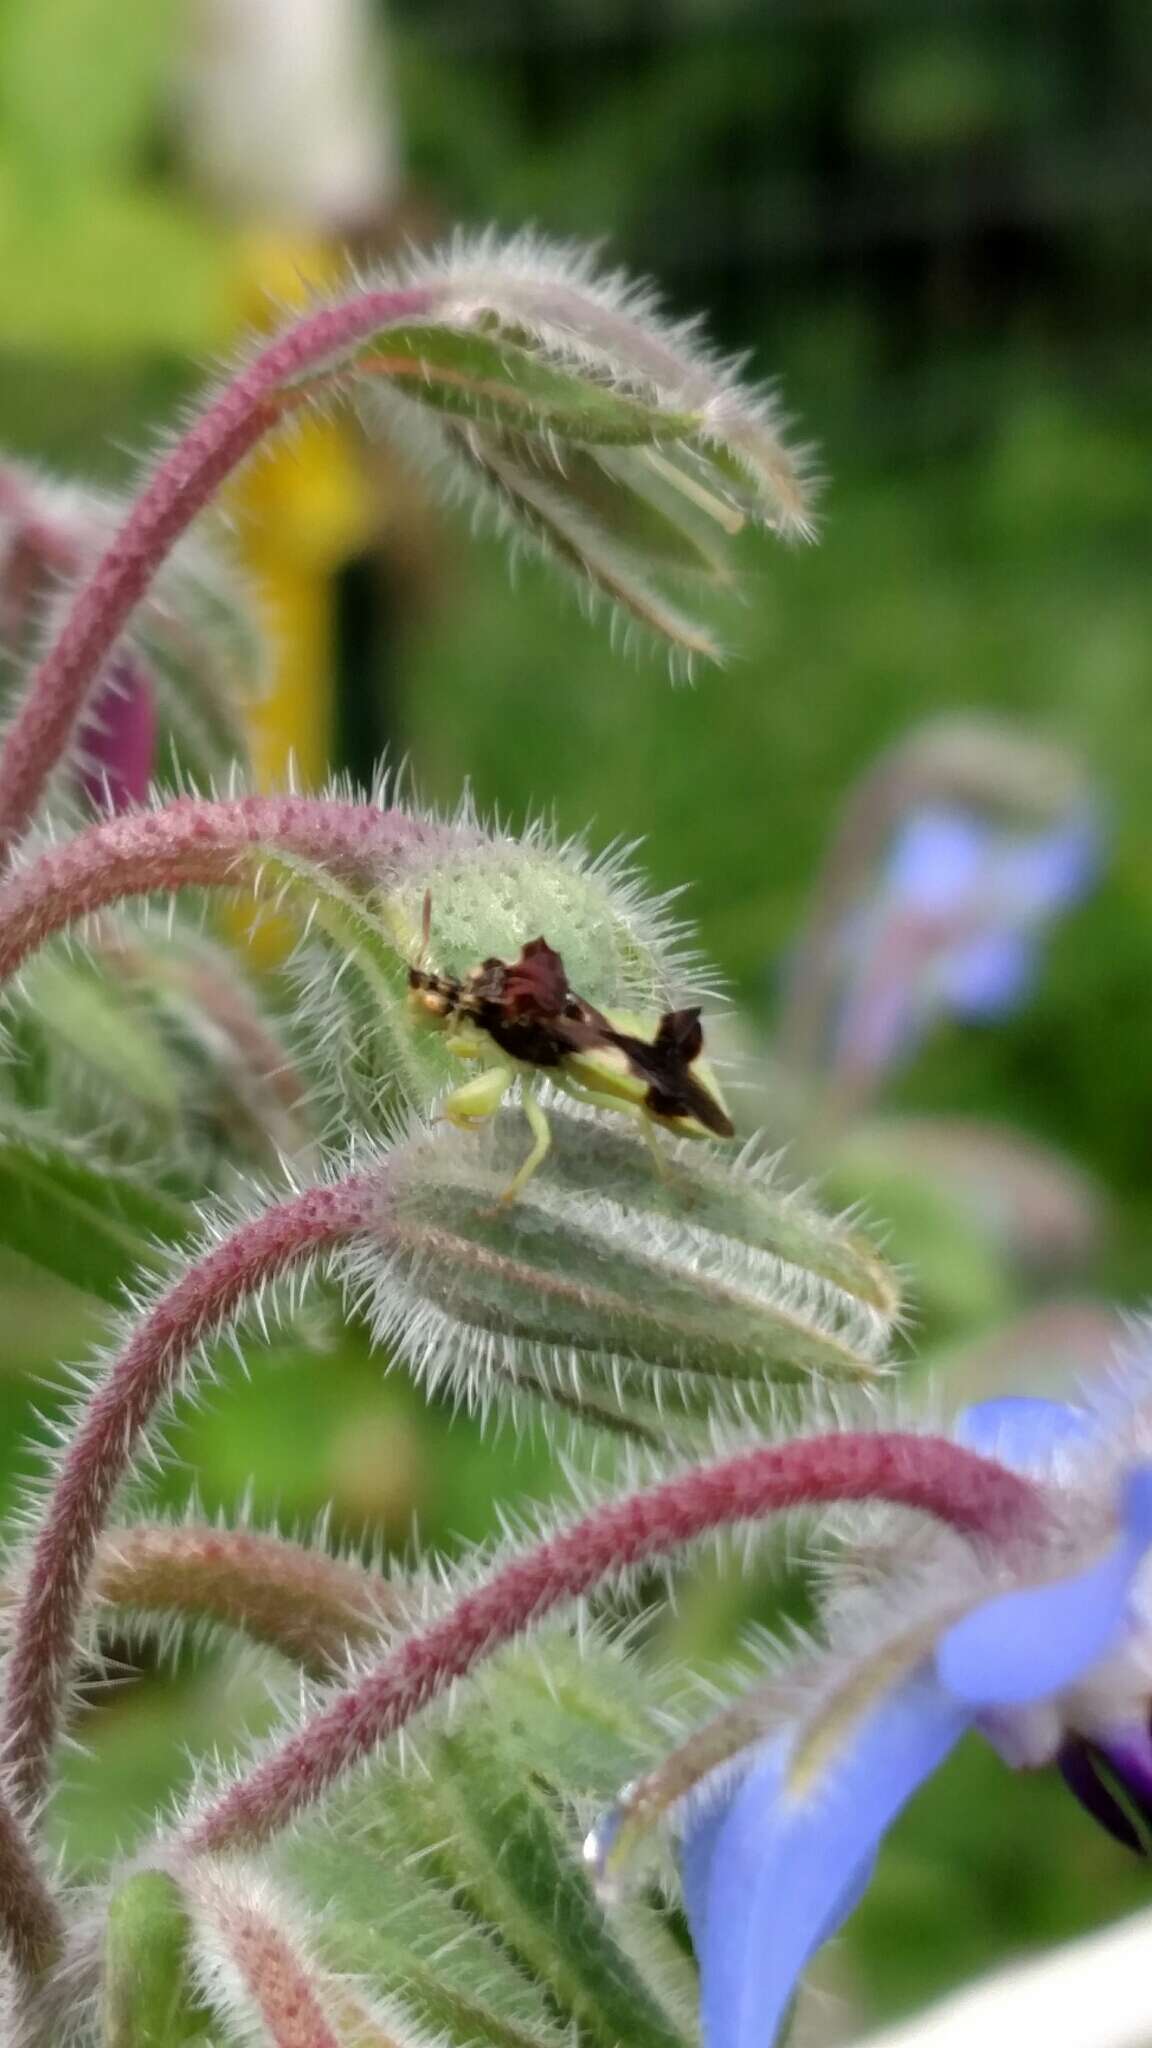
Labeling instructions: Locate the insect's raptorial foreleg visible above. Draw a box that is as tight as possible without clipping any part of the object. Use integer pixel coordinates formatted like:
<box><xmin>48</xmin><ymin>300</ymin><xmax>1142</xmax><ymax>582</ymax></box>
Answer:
<box><xmin>443</xmin><ymin>1024</ymin><xmax>490</xmax><ymax>1062</ymax></box>
<box><xmin>499</xmin><ymin>1084</ymin><xmax>553</xmax><ymax>1203</ymax></box>
<box><xmin>440</xmin><ymin>1063</ymin><xmax>515</xmax><ymax>1127</ymax></box>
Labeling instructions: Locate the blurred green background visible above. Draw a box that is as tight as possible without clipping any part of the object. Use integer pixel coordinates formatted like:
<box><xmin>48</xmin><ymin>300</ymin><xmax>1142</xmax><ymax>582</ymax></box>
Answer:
<box><xmin>1</xmin><ymin>1</ymin><xmax>1151</xmax><ymax>2036</ymax></box>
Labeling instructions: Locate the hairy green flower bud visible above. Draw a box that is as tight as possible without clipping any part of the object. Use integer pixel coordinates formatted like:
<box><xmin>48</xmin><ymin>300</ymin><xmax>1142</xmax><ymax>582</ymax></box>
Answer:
<box><xmin>347</xmin><ymin>1106</ymin><xmax>899</xmax><ymax>1433</ymax></box>
<box><xmin>280</xmin><ymin>806</ymin><xmax>704</xmax><ymax>1135</ymax></box>
<box><xmin>103</xmin><ymin>1869</ymin><xmax>211</xmax><ymax>2046</ymax></box>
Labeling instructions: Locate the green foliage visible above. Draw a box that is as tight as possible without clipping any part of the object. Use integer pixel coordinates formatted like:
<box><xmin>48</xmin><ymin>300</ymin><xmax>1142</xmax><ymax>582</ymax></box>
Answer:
<box><xmin>0</xmin><ymin>1102</ymin><xmax>188</xmax><ymax>1301</ymax></box>
<box><xmin>272</xmin><ymin>1634</ymin><xmax>689</xmax><ymax>2048</ymax></box>
<box><xmin>0</xmin><ymin>7</ymin><xmax>1148</xmax><ymax>2039</ymax></box>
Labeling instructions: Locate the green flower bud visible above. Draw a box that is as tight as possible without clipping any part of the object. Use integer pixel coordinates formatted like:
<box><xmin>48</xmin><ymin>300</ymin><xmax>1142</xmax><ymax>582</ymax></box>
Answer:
<box><xmin>280</xmin><ymin>809</ymin><xmax>703</xmax><ymax>1134</ymax></box>
<box><xmin>347</xmin><ymin>1104</ymin><xmax>899</xmax><ymax>1434</ymax></box>
<box><xmin>103</xmin><ymin>1869</ymin><xmax>211</xmax><ymax>2046</ymax></box>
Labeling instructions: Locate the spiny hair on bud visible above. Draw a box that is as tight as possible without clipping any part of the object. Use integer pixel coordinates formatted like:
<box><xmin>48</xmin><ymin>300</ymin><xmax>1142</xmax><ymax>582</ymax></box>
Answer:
<box><xmin>338</xmin><ymin>1101</ymin><xmax>897</xmax><ymax>1442</ymax></box>
<box><xmin>386</xmin><ymin>231</ymin><xmax>818</xmax><ymax>528</ymax></box>
<box><xmin>246</xmin><ymin>229</ymin><xmax>815</xmax><ymax>666</ymax></box>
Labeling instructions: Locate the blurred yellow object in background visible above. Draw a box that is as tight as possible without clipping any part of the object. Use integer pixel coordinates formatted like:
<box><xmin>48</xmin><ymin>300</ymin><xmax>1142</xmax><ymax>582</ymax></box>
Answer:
<box><xmin>226</xmin><ymin>232</ymin><xmax>373</xmax><ymax>792</ymax></box>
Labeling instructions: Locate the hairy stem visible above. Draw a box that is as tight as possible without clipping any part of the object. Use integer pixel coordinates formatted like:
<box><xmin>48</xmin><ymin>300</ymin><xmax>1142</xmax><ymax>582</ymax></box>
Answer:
<box><xmin>185</xmin><ymin>1431</ymin><xmax>1043</xmax><ymax>1852</ymax></box>
<box><xmin>2</xmin><ymin>1173</ymin><xmax>385</xmax><ymax>1814</ymax></box>
<box><xmin>92</xmin><ymin>1523</ymin><xmax>401</xmax><ymax>1675</ymax></box>
<box><xmin>186</xmin><ymin>1866</ymin><xmax>343</xmax><ymax>2048</ymax></box>
<box><xmin>0</xmin><ymin>284</ymin><xmax>434</xmax><ymax>864</ymax></box>
<box><xmin>0</xmin><ymin>1790</ymin><xmax>63</xmax><ymax>1982</ymax></box>
<box><xmin>0</xmin><ymin>795</ymin><xmax>437</xmax><ymax>983</ymax></box>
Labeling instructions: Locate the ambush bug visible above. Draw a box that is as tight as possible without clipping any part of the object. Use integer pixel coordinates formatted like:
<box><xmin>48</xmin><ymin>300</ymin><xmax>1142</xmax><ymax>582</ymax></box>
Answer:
<box><xmin>407</xmin><ymin>894</ymin><xmax>734</xmax><ymax>1202</ymax></box>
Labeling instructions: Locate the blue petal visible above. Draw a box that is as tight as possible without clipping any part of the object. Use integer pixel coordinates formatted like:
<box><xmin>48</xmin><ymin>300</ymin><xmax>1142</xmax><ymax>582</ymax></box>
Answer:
<box><xmin>937</xmin><ymin>931</ymin><xmax>1036</xmax><ymax>1018</ymax></box>
<box><xmin>681</xmin><ymin>1673</ymin><xmax>970</xmax><ymax>2048</ymax></box>
<box><xmin>993</xmin><ymin>815</ymin><xmax>1100</xmax><ymax>920</ymax></box>
<box><xmin>938</xmin><ymin>1465</ymin><xmax>1152</xmax><ymax>1708</ymax></box>
<box><xmin>954</xmin><ymin>1396</ymin><xmax>1094</xmax><ymax>1474</ymax></box>
<box><xmin>884</xmin><ymin>806</ymin><xmax>986</xmax><ymax>915</ymax></box>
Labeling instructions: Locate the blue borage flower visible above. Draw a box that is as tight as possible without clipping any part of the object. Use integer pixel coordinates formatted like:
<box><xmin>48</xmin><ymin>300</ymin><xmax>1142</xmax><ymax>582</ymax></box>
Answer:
<box><xmin>835</xmin><ymin>799</ymin><xmax>1100</xmax><ymax>1078</ymax></box>
<box><xmin>586</xmin><ymin>1388</ymin><xmax>1152</xmax><ymax>2048</ymax></box>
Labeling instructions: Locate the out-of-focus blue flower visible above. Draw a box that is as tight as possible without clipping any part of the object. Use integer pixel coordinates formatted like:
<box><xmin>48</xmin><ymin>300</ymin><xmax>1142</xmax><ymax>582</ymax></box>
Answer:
<box><xmin>669</xmin><ymin>1393</ymin><xmax>1152</xmax><ymax>2048</ymax></box>
<box><xmin>835</xmin><ymin>800</ymin><xmax>1101</xmax><ymax>1079</ymax></box>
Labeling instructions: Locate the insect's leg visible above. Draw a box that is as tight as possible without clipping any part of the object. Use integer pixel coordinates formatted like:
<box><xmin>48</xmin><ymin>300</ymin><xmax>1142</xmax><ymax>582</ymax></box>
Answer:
<box><xmin>440</xmin><ymin>1063</ymin><xmax>514</xmax><ymax>1128</ymax></box>
<box><xmin>443</xmin><ymin>1032</ymin><xmax>482</xmax><ymax>1062</ymax></box>
<box><xmin>499</xmin><ymin>1084</ymin><xmax>553</xmax><ymax>1203</ymax></box>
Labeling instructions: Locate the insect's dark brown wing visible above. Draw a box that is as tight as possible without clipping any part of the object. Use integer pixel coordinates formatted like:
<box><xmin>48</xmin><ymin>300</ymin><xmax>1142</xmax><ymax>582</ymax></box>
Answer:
<box><xmin>654</xmin><ymin>1006</ymin><xmax>704</xmax><ymax>1063</ymax></box>
<box><xmin>652</xmin><ymin>1071</ymin><xmax>735</xmax><ymax>1139</ymax></box>
<box><xmin>608</xmin><ymin>1011</ymin><xmax>735</xmax><ymax>1139</ymax></box>
<box><xmin>501</xmin><ymin>937</ymin><xmax>572</xmax><ymax>1018</ymax></box>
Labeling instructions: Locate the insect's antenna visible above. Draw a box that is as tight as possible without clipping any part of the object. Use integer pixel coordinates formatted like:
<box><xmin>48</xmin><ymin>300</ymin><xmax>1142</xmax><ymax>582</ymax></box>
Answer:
<box><xmin>417</xmin><ymin>889</ymin><xmax>433</xmax><ymax>972</ymax></box>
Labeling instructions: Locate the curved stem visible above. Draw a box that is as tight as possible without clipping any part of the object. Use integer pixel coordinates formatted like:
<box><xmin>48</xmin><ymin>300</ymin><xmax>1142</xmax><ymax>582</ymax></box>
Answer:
<box><xmin>0</xmin><ymin>285</ymin><xmax>434</xmax><ymax>865</ymax></box>
<box><xmin>92</xmin><ymin>1523</ymin><xmax>400</xmax><ymax>1676</ymax></box>
<box><xmin>2</xmin><ymin>1172</ymin><xmax>385</xmax><ymax>1814</ymax></box>
<box><xmin>0</xmin><ymin>795</ymin><xmax>434</xmax><ymax>983</ymax></box>
<box><xmin>183</xmin><ymin>1865</ymin><xmax>344</xmax><ymax>2048</ymax></box>
<box><xmin>184</xmin><ymin>1430</ymin><xmax>1043</xmax><ymax>1853</ymax></box>
<box><xmin>0</xmin><ymin>1789</ymin><xmax>62</xmax><ymax>1982</ymax></box>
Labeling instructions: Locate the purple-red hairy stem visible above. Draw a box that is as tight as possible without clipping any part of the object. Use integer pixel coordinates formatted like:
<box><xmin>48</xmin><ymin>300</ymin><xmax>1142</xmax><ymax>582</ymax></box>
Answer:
<box><xmin>185</xmin><ymin>1430</ymin><xmax>1044</xmax><ymax>1853</ymax></box>
<box><xmin>0</xmin><ymin>286</ymin><xmax>435</xmax><ymax>866</ymax></box>
<box><xmin>0</xmin><ymin>795</ymin><xmax>431</xmax><ymax>984</ymax></box>
<box><xmin>0</xmin><ymin>1788</ymin><xmax>63</xmax><ymax>1982</ymax></box>
<box><xmin>2</xmin><ymin>1173</ymin><xmax>385</xmax><ymax>1814</ymax></box>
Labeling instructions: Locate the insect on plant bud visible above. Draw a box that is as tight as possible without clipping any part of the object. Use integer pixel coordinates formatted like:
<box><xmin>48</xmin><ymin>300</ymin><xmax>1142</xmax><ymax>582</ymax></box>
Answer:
<box><xmin>285</xmin><ymin>811</ymin><xmax>713</xmax><ymax>1135</ymax></box>
<box><xmin>405</xmin><ymin>890</ymin><xmax>734</xmax><ymax>1203</ymax></box>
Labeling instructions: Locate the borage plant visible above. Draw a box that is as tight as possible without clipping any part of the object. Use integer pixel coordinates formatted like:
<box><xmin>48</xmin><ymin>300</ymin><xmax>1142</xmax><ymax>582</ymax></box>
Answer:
<box><xmin>0</xmin><ymin>235</ymin><xmax>1132</xmax><ymax>2048</ymax></box>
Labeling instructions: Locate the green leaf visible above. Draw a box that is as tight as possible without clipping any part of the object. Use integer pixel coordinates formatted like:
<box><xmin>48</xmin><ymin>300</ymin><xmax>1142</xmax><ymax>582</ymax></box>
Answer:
<box><xmin>22</xmin><ymin>954</ymin><xmax>185</xmax><ymax>1119</ymax></box>
<box><xmin>494</xmin><ymin>435</ymin><xmax>732</xmax><ymax>577</ymax></box>
<box><xmin>276</xmin><ymin>1637</ymin><xmax>691</xmax><ymax>2048</ymax></box>
<box><xmin>351</xmin><ymin>324</ymin><xmax>701</xmax><ymax>445</ymax></box>
<box><xmin>277</xmin><ymin>1832</ymin><xmax>570</xmax><ymax>2048</ymax></box>
<box><xmin>420</xmin><ymin>1722</ymin><xmax>690</xmax><ymax>2048</ymax></box>
<box><xmin>0</xmin><ymin>1104</ymin><xmax>189</xmax><ymax>1300</ymax></box>
<box><xmin>103</xmin><ymin>1869</ymin><xmax>212</xmax><ymax>2047</ymax></box>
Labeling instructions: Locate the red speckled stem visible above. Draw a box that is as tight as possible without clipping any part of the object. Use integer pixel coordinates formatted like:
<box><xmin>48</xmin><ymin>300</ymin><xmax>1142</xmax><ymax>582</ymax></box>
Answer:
<box><xmin>187</xmin><ymin>1868</ymin><xmax>343</xmax><ymax>2048</ymax></box>
<box><xmin>186</xmin><ymin>1431</ymin><xmax>1043</xmax><ymax>1852</ymax></box>
<box><xmin>0</xmin><ymin>794</ymin><xmax>445</xmax><ymax>983</ymax></box>
<box><xmin>2</xmin><ymin>1173</ymin><xmax>385</xmax><ymax>1814</ymax></box>
<box><xmin>0</xmin><ymin>285</ymin><xmax>433</xmax><ymax>866</ymax></box>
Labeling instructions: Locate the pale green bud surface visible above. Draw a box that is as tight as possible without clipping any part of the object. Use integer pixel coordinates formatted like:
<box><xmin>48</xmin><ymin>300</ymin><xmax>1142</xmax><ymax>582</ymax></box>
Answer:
<box><xmin>103</xmin><ymin>1869</ymin><xmax>211</xmax><ymax>2047</ymax></box>
<box><xmin>350</xmin><ymin>1105</ymin><xmax>899</xmax><ymax>1432</ymax></box>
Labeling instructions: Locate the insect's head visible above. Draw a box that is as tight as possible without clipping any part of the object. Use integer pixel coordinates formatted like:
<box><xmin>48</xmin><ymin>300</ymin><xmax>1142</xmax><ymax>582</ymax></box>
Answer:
<box><xmin>406</xmin><ymin>890</ymin><xmax>459</xmax><ymax>1021</ymax></box>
